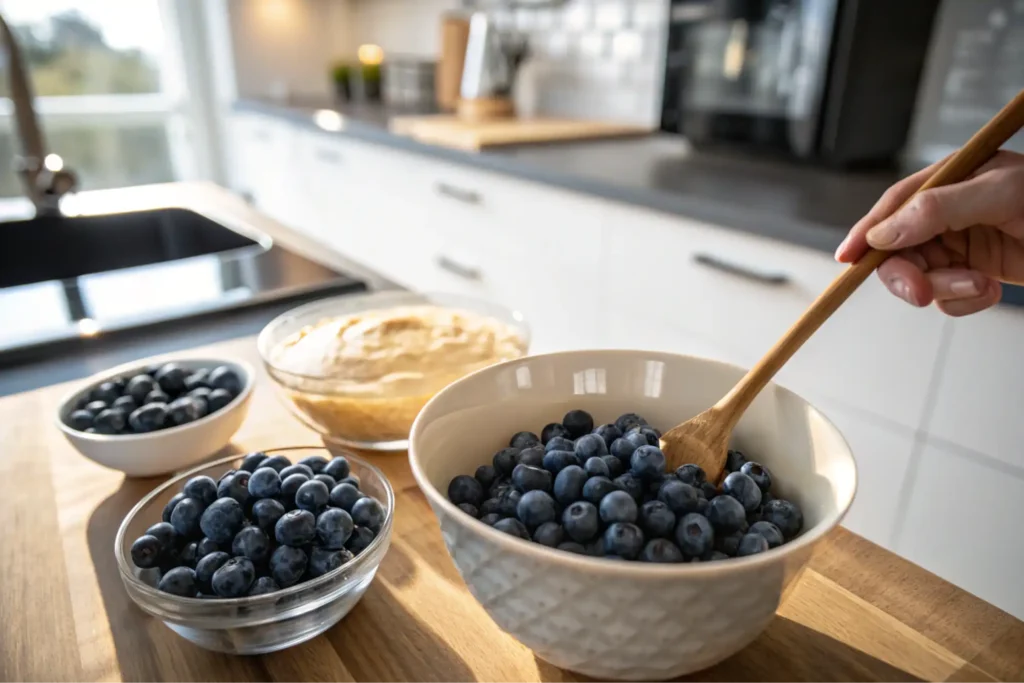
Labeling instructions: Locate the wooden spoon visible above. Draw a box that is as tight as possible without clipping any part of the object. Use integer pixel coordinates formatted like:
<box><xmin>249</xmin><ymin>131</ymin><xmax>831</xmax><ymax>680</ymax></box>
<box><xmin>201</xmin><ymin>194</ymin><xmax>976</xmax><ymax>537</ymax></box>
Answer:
<box><xmin>660</xmin><ymin>88</ymin><xmax>1024</xmax><ymax>484</ymax></box>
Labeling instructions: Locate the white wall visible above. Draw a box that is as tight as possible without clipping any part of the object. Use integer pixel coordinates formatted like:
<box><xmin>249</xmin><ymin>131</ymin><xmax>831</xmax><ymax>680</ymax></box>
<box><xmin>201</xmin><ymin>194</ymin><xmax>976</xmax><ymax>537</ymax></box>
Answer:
<box><xmin>349</xmin><ymin>0</ymin><xmax>459</xmax><ymax>58</ymax></box>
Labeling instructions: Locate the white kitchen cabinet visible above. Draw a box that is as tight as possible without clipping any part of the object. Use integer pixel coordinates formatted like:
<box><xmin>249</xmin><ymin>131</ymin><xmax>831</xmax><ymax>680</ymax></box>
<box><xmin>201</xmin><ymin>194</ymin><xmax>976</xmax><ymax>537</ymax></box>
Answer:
<box><xmin>598</xmin><ymin>203</ymin><xmax>946</xmax><ymax>432</ymax></box>
<box><xmin>925</xmin><ymin>306</ymin><xmax>1024</xmax><ymax>470</ymax></box>
<box><xmin>896</xmin><ymin>441</ymin><xmax>1024</xmax><ymax>620</ymax></box>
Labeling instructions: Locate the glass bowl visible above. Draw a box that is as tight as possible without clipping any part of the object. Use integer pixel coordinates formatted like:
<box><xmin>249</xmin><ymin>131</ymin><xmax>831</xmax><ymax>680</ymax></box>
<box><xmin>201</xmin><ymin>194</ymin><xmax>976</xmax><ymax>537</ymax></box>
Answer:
<box><xmin>257</xmin><ymin>291</ymin><xmax>530</xmax><ymax>451</ymax></box>
<box><xmin>115</xmin><ymin>446</ymin><xmax>394</xmax><ymax>654</ymax></box>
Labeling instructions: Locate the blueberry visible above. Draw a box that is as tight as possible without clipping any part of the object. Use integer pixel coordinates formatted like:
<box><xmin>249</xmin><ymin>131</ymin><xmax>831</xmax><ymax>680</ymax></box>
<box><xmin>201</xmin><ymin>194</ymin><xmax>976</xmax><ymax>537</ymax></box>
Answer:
<box><xmin>645</xmin><ymin>475</ymin><xmax>667</xmax><ymax>501</ymax></box>
<box><xmin>613</xmin><ymin>473</ymin><xmax>644</xmax><ymax>503</ymax></box>
<box><xmin>169</xmin><ymin>396</ymin><xmax>205</xmax><ymax>425</ymax></box>
<box><xmin>509</xmin><ymin>431</ymin><xmax>541</xmax><ymax>449</ymax></box>
<box><xmin>675</xmin><ymin>464</ymin><xmax>707</xmax><ymax>486</ymax></box>
<box><xmin>455</xmin><ymin>503</ymin><xmax>477</xmax><ymax>519</ymax></box>
<box><xmin>323</xmin><ymin>456</ymin><xmax>351</xmax><ymax>481</ymax></box>
<box><xmin>512</xmin><ymin>464</ymin><xmax>553</xmax><ymax>493</ymax></box>
<box><xmin>723</xmin><ymin>472</ymin><xmax>762</xmax><ymax>512</ymax></box>
<box><xmin>280</xmin><ymin>473</ymin><xmax>310</xmax><ymax>507</ymax></box>
<box><xmin>609</xmin><ymin>437</ymin><xmax>637</xmax><ymax>464</ymax></box>
<box><xmin>183</xmin><ymin>476</ymin><xmax>218</xmax><ymax>508</ymax></box>
<box><xmin>614</xmin><ymin>412</ymin><xmax>647</xmax><ymax>433</ymax></box>
<box><xmin>218</xmin><ymin>471</ymin><xmax>251</xmax><ymax>505</ymax></box>
<box><xmin>474</xmin><ymin>465</ymin><xmax>498</xmax><ymax>490</ymax></box>
<box><xmin>179</xmin><ymin>541</ymin><xmax>199</xmax><ymax>567</ymax></box>
<box><xmin>657</xmin><ymin>480</ymin><xmax>702</xmax><ymax>516</ymax></box>
<box><xmin>493</xmin><ymin>517</ymin><xmax>530</xmax><ymax>539</ymax></box>
<box><xmin>748</xmin><ymin>521</ymin><xmax>784</xmax><ymax>548</ymax></box>
<box><xmin>540</xmin><ymin>422</ymin><xmax>571</xmax><ymax>444</ymax></box>
<box><xmin>740</xmin><ymin>461</ymin><xmax>773</xmax><ymax>493</ymax></box>
<box><xmin>532</xmin><ymin>521</ymin><xmax>565</xmax><ymax>547</ymax></box>
<box><xmin>701</xmin><ymin>482</ymin><xmax>719</xmax><ymax>499</ymax></box>
<box><xmin>630</xmin><ymin>445</ymin><xmax>666</xmax><ymax>480</ymax></box>
<box><xmin>639</xmin><ymin>500</ymin><xmax>676</xmax><ymax>539</ymax></box>
<box><xmin>562</xmin><ymin>501</ymin><xmax>600</xmax><ymax>543</ymax></box>
<box><xmin>726</xmin><ymin>449</ymin><xmax>748</xmax><ymax>472</ymax></box>
<box><xmin>627</xmin><ymin>425</ymin><xmax>661</xmax><ymax>446</ymax></box>
<box><xmin>760</xmin><ymin>499</ymin><xmax>803</xmax><ymax>539</ymax></box>
<box><xmin>161</xmin><ymin>494</ymin><xmax>185</xmax><ymax>525</ymax></box>
<box><xmin>542</xmin><ymin>450</ymin><xmax>578</xmax><ymax>474</ymax></box>
<box><xmin>479</xmin><ymin>498</ymin><xmax>500</xmax><ymax>516</ymax></box>
<box><xmin>599</xmin><ymin>490</ymin><xmax>638</xmax><ymax>524</ymax></box>
<box><xmin>581</xmin><ymin>476</ymin><xmax>617</xmax><ymax>505</ymax></box>
<box><xmin>351</xmin><ymin>496</ymin><xmax>385</xmax><ymax>533</ymax></box>
<box><xmin>328</xmin><ymin>483</ymin><xmax>365</xmax><ymax>512</ymax></box>
<box><xmin>584</xmin><ymin>456</ymin><xmax>610</xmax><ymax>478</ymax></box>
<box><xmin>516</xmin><ymin>490</ymin><xmax>557</xmax><ymax>529</ymax></box>
<box><xmin>586</xmin><ymin>536</ymin><xmax>607</xmax><ymax>556</ymax></box>
<box><xmin>68</xmin><ymin>409</ymin><xmax>95</xmax><ymax>431</ymax></box>
<box><xmin>557</xmin><ymin>541</ymin><xmax>587</xmax><ymax>554</ymax></box>
<box><xmin>90</xmin><ymin>409</ymin><xmax>125</xmax><ymax>435</ymax></box>
<box><xmin>248</xmin><ymin>576</ymin><xmax>280</xmax><ymax>596</ymax></box>
<box><xmin>707</xmin><ymin>495</ymin><xmax>747</xmax><ymax>534</ymax></box>
<box><xmin>309</xmin><ymin>546</ymin><xmax>353</xmax><ymax>578</ymax></box>
<box><xmin>552</xmin><ymin>465</ymin><xmax>585</xmax><ymax>505</ymax></box>
<box><xmin>207</xmin><ymin>388</ymin><xmax>234</xmax><ymax>412</ymax></box>
<box><xmin>316</xmin><ymin>508</ymin><xmax>354</xmax><ymax>549</ymax></box>
<box><xmin>145</xmin><ymin>522</ymin><xmax>177</xmax><ymax>549</ymax></box>
<box><xmin>196</xmin><ymin>537</ymin><xmax>219</xmax><ymax>559</ymax></box>
<box><xmin>314</xmin><ymin>474</ymin><xmax>337</xmax><ymax>489</ymax></box>
<box><xmin>131</xmin><ymin>535</ymin><xmax>162</xmax><ymax>568</ymax></box>
<box><xmin>544</xmin><ymin>436</ymin><xmax>575</xmax><ymax>453</ymax></box>
<box><xmin>593</xmin><ymin>423</ymin><xmax>623</xmax><ymax>448</ymax></box>
<box><xmin>489</xmin><ymin>480</ymin><xmax>511</xmax><ymax>499</ymax></box>
<box><xmin>128</xmin><ymin>403</ymin><xmax>167</xmax><ymax>433</ymax></box>
<box><xmin>716</xmin><ymin>530</ymin><xmax>744</xmax><ymax>556</ymax></box>
<box><xmin>195</xmin><ymin>551</ymin><xmax>231</xmax><ymax>590</ymax></box>
<box><xmin>126</xmin><ymin>374</ymin><xmax>158</xmax><ymax>404</ymax></box>
<box><xmin>295</xmin><ymin>480</ymin><xmax>330</xmax><ymax>513</ymax></box>
<box><xmin>232</xmin><ymin>526</ymin><xmax>271</xmax><ymax>563</ymax></box>
<box><xmin>270</xmin><ymin>545</ymin><xmax>308</xmax><ymax>587</ymax></box>
<box><xmin>157</xmin><ymin>566</ymin><xmax>197</xmax><ymax>597</ymax></box>
<box><xmin>736</xmin><ymin>533</ymin><xmax>769</xmax><ymax>557</ymax></box>
<box><xmin>144</xmin><ymin>389</ymin><xmax>170</xmax><ymax>405</ymax></box>
<box><xmin>517</xmin><ymin>446</ymin><xmax>545</xmax><ymax>468</ymax></box>
<box><xmin>346</xmin><ymin>526</ymin><xmax>376</xmax><ymax>555</ymax></box>
<box><xmin>275</xmin><ymin>509</ymin><xmax>316</xmax><ymax>547</ymax></box>
<box><xmin>239</xmin><ymin>468</ymin><xmax>278</xmax><ymax>501</ymax></box>
<box><xmin>492</xmin><ymin>447</ymin><xmax>521</xmax><ymax>476</ymax></box>
<box><xmin>188</xmin><ymin>387</ymin><xmax>211</xmax><ymax>409</ymax></box>
<box><xmin>261</xmin><ymin>455</ymin><xmax>291</xmax><ymax>472</ymax></box>
<box><xmin>169</xmin><ymin>497</ymin><xmax>203</xmax><ymax>539</ymax></box>
<box><xmin>183</xmin><ymin>368</ymin><xmax>209</xmax><ymax>392</ymax></box>
<box><xmin>280</xmin><ymin>464</ymin><xmax>315</xmax><ymax>480</ymax></box>
<box><xmin>675</xmin><ymin>513</ymin><xmax>714</xmax><ymax>558</ymax></box>
<box><xmin>199</xmin><ymin>498</ymin><xmax>245</xmax><ymax>544</ymax></box>
<box><xmin>339</xmin><ymin>474</ymin><xmax>360</xmax><ymax>489</ymax></box>
<box><xmin>600</xmin><ymin>454</ymin><xmax>625</xmax><ymax>478</ymax></box>
<box><xmin>448</xmin><ymin>474</ymin><xmax>485</xmax><ymax>507</ymax></box>
<box><xmin>251</xmin><ymin>497</ymin><xmax>286</xmax><ymax>533</ymax></box>
<box><xmin>111</xmin><ymin>395</ymin><xmax>138</xmax><ymax>415</ymax></box>
<box><xmin>497</xmin><ymin>489</ymin><xmax>522</xmax><ymax>517</ymax></box>
<box><xmin>561</xmin><ymin>409</ymin><xmax>593</xmax><ymax>439</ymax></box>
<box><xmin>603</xmin><ymin>522</ymin><xmax>644</xmax><ymax>560</ymax></box>
<box><xmin>574</xmin><ymin>434</ymin><xmax>608</xmax><ymax>460</ymax></box>
<box><xmin>90</xmin><ymin>381</ymin><xmax>121</xmax><ymax>404</ymax></box>
<box><xmin>208</xmin><ymin>366</ymin><xmax>243</xmax><ymax>394</ymax></box>
<box><xmin>640</xmin><ymin>538</ymin><xmax>684</xmax><ymax>563</ymax></box>
<box><xmin>155</xmin><ymin>363</ymin><xmax>187</xmax><ymax>394</ymax></box>
<box><xmin>709</xmin><ymin>550</ymin><xmax>730</xmax><ymax>561</ymax></box>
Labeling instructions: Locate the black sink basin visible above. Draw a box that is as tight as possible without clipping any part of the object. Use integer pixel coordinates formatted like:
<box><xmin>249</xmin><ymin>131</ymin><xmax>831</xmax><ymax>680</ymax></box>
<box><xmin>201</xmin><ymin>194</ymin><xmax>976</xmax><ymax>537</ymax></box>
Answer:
<box><xmin>0</xmin><ymin>208</ymin><xmax>261</xmax><ymax>288</ymax></box>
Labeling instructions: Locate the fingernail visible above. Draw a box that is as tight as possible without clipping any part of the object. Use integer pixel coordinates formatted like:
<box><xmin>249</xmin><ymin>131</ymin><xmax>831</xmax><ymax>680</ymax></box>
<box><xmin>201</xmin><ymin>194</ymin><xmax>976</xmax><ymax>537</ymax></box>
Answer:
<box><xmin>889</xmin><ymin>276</ymin><xmax>915</xmax><ymax>304</ymax></box>
<box><xmin>834</xmin><ymin>236</ymin><xmax>849</xmax><ymax>261</ymax></box>
<box><xmin>867</xmin><ymin>219</ymin><xmax>900</xmax><ymax>248</ymax></box>
<box><xmin>949</xmin><ymin>277</ymin><xmax>980</xmax><ymax>297</ymax></box>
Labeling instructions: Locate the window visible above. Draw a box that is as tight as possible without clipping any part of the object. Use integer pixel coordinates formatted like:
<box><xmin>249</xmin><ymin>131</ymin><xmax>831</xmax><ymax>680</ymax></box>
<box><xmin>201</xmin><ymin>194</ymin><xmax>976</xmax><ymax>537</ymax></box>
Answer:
<box><xmin>0</xmin><ymin>0</ymin><xmax>212</xmax><ymax>198</ymax></box>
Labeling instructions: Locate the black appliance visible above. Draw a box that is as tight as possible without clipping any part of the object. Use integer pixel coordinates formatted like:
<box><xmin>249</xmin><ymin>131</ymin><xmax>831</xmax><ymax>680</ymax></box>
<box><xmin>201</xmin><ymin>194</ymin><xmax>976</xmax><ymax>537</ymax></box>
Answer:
<box><xmin>660</xmin><ymin>0</ymin><xmax>941</xmax><ymax>167</ymax></box>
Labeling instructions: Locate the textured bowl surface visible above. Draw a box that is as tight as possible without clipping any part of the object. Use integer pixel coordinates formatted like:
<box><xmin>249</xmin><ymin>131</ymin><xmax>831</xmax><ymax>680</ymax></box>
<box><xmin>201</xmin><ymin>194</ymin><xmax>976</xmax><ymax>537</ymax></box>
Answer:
<box><xmin>409</xmin><ymin>350</ymin><xmax>857</xmax><ymax>680</ymax></box>
<box><xmin>115</xmin><ymin>447</ymin><xmax>394</xmax><ymax>654</ymax></box>
<box><xmin>56</xmin><ymin>356</ymin><xmax>254</xmax><ymax>477</ymax></box>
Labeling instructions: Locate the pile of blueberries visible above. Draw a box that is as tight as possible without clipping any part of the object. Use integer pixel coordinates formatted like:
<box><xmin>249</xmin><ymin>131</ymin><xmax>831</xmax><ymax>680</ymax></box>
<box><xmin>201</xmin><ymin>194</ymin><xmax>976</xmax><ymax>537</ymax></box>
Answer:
<box><xmin>66</xmin><ymin>362</ymin><xmax>244</xmax><ymax>435</ymax></box>
<box><xmin>129</xmin><ymin>451</ymin><xmax>386</xmax><ymax>598</ymax></box>
<box><xmin>447</xmin><ymin>410</ymin><xmax>803</xmax><ymax>563</ymax></box>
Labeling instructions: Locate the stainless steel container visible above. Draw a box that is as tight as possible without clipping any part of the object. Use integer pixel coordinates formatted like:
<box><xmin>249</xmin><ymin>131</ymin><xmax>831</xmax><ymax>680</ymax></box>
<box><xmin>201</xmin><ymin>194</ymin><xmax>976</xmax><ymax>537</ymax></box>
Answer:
<box><xmin>383</xmin><ymin>59</ymin><xmax>437</xmax><ymax>108</ymax></box>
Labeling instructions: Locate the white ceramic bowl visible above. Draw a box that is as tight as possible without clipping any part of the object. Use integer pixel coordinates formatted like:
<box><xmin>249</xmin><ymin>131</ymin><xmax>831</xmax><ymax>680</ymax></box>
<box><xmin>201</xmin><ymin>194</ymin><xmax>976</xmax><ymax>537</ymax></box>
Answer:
<box><xmin>409</xmin><ymin>349</ymin><xmax>857</xmax><ymax>681</ymax></box>
<box><xmin>56</xmin><ymin>357</ymin><xmax>254</xmax><ymax>477</ymax></box>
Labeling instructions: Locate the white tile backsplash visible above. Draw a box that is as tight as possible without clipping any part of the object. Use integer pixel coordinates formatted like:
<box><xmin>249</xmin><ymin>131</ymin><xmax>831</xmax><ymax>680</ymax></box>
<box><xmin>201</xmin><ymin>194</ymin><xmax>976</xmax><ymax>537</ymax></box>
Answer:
<box><xmin>594</xmin><ymin>1</ymin><xmax>628</xmax><ymax>30</ymax></box>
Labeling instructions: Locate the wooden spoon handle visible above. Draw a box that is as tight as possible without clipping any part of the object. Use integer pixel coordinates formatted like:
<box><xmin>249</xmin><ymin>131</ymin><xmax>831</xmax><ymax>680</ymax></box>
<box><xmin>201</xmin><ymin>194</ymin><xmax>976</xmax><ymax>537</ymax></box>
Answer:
<box><xmin>716</xmin><ymin>88</ymin><xmax>1024</xmax><ymax>423</ymax></box>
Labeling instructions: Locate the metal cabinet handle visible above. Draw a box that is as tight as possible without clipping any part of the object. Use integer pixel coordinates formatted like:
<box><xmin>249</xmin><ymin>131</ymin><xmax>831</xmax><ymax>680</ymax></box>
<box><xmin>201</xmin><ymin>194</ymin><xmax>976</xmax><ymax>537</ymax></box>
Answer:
<box><xmin>436</xmin><ymin>254</ymin><xmax>482</xmax><ymax>280</ymax></box>
<box><xmin>436</xmin><ymin>182</ymin><xmax>481</xmax><ymax>205</ymax></box>
<box><xmin>316</xmin><ymin>148</ymin><xmax>342</xmax><ymax>164</ymax></box>
<box><xmin>693</xmin><ymin>253</ymin><xmax>790</xmax><ymax>286</ymax></box>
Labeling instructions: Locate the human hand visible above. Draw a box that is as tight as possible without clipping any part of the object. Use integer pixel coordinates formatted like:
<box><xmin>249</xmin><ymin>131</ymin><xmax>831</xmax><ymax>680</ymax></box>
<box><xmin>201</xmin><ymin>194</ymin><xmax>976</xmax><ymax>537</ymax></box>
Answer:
<box><xmin>834</xmin><ymin>150</ymin><xmax>1024</xmax><ymax>316</ymax></box>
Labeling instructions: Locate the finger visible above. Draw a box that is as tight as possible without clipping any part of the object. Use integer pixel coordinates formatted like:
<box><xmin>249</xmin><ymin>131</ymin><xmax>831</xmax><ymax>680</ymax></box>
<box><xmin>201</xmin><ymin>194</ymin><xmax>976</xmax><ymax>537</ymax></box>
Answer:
<box><xmin>835</xmin><ymin>159</ymin><xmax>947</xmax><ymax>263</ymax></box>
<box><xmin>866</xmin><ymin>165</ymin><xmax>1024</xmax><ymax>251</ymax></box>
<box><xmin>936</xmin><ymin>279</ymin><xmax>1002</xmax><ymax>317</ymax></box>
<box><xmin>876</xmin><ymin>255</ymin><xmax>932</xmax><ymax>306</ymax></box>
<box><xmin>926</xmin><ymin>268</ymin><xmax>996</xmax><ymax>301</ymax></box>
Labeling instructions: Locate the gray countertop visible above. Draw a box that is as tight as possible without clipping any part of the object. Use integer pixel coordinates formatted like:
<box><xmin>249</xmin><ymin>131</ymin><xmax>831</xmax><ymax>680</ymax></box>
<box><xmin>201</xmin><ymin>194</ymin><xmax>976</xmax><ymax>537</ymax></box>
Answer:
<box><xmin>234</xmin><ymin>98</ymin><xmax>901</xmax><ymax>254</ymax></box>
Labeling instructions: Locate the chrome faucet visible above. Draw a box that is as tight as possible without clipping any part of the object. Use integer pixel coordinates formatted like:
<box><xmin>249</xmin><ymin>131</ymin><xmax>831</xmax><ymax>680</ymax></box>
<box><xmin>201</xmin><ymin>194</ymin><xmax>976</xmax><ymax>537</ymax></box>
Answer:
<box><xmin>0</xmin><ymin>12</ymin><xmax>77</xmax><ymax>216</ymax></box>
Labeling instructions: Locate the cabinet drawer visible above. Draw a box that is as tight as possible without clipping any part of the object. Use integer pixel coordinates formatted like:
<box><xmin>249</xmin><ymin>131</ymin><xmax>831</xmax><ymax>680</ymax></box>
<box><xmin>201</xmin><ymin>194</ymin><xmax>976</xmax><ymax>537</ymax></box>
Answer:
<box><xmin>228</xmin><ymin>113</ymin><xmax>301</xmax><ymax>226</ymax></box>
<box><xmin>600</xmin><ymin>204</ymin><xmax>945</xmax><ymax>431</ymax></box>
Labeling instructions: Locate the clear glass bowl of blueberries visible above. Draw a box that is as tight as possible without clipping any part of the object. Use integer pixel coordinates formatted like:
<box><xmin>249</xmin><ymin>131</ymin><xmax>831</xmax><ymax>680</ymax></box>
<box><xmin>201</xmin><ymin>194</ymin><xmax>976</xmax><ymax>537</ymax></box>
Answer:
<box><xmin>115</xmin><ymin>446</ymin><xmax>394</xmax><ymax>654</ymax></box>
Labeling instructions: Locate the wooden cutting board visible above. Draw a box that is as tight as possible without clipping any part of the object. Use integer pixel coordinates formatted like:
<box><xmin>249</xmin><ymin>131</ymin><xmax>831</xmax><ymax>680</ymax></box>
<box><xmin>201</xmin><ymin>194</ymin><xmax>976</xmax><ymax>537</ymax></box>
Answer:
<box><xmin>4</xmin><ymin>332</ymin><xmax>1024</xmax><ymax>681</ymax></box>
<box><xmin>390</xmin><ymin>114</ymin><xmax>651</xmax><ymax>151</ymax></box>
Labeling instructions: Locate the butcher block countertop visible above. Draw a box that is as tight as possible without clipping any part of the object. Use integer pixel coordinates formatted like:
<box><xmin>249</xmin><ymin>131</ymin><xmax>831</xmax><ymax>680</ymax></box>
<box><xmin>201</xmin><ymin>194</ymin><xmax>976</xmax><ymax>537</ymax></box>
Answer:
<box><xmin>3</xmin><ymin>335</ymin><xmax>1023</xmax><ymax>682</ymax></box>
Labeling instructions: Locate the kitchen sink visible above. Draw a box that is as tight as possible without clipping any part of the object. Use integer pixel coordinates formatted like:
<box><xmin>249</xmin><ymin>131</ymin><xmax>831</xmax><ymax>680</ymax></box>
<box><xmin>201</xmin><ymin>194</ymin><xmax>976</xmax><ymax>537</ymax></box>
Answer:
<box><xmin>0</xmin><ymin>208</ymin><xmax>261</xmax><ymax>288</ymax></box>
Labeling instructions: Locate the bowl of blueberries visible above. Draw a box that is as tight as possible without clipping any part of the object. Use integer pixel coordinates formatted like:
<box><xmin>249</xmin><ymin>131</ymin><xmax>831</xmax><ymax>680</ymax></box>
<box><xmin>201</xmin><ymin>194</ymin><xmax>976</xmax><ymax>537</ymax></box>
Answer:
<box><xmin>56</xmin><ymin>357</ymin><xmax>254</xmax><ymax>477</ymax></box>
<box><xmin>409</xmin><ymin>349</ymin><xmax>857</xmax><ymax>681</ymax></box>
<box><xmin>115</xmin><ymin>446</ymin><xmax>393</xmax><ymax>654</ymax></box>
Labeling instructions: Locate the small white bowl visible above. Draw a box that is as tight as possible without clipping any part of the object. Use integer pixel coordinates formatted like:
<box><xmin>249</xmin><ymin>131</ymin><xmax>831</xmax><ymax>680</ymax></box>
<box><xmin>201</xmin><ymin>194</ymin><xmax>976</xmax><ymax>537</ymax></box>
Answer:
<box><xmin>409</xmin><ymin>349</ymin><xmax>857</xmax><ymax>680</ymax></box>
<box><xmin>56</xmin><ymin>357</ymin><xmax>254</xmax><ymax>477</ymax></box>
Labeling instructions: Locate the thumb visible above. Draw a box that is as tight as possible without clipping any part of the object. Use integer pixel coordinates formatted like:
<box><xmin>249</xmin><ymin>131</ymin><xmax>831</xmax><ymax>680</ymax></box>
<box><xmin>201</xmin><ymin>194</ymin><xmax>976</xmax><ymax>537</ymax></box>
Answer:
<box><xmin>866</xmin><ymin>166</ymin><xmax>1024</xmax><ymax>250</ymax></box>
